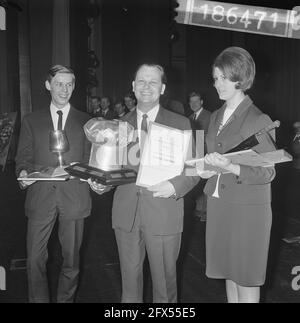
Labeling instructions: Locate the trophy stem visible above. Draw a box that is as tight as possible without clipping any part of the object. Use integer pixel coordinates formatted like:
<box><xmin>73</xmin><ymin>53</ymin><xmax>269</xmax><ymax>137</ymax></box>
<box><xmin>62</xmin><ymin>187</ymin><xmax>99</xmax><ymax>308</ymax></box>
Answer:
<box><xmin>58</xmin><ymin>152</ymin><xmax>64</xmax><ymax>167</ymax></box>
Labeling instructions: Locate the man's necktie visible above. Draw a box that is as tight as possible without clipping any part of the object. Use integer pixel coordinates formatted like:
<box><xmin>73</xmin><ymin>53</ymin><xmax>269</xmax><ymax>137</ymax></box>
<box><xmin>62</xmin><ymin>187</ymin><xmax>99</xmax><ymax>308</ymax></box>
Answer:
<box><xmin>57</xmin><ymin>110</ymin><xmax>63</xmax><ymax>130</ymax></box>
<box><xmin>193</xmin><ymin>113</ymin><xmax>197</xmax><ymax>121</ymax></box>
<box><xmin>140</xmin><ymin>114</ymin><xmax>148</xmax><ymax>152</ymax></box>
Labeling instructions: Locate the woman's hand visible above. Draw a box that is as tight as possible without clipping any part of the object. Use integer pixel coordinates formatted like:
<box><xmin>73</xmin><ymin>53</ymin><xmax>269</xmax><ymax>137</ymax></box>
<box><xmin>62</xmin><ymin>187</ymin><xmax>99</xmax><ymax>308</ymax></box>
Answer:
<box><xmin>204</xmin><ymin>152</ymin><xmax>241</xmax><ymax>176</ymax></box>
<box><xmin>205</xmin><ymin>152</ymin><xmax>231</xmax><ymax>169</ymax></box>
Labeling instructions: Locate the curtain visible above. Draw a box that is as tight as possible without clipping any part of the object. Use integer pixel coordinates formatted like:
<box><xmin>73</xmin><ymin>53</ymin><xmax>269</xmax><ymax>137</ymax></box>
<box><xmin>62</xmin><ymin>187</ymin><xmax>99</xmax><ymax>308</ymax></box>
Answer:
<box><xmin>18</xmin><ymin>0</ymin><xmax>32</xmax><ymax>120</ymax></box>
<box><xmin>52</xmin><ymin>0</ymin><xmax>70</xmax><ymax>66</ymax></box>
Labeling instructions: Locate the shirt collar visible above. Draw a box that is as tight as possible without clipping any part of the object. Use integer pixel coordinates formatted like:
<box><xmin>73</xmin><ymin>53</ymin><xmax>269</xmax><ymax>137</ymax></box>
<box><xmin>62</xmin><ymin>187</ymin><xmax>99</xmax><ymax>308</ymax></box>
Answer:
<box><xmin>50</xmin><ymin>102</ymin><xmax>71</xmax><ymax>115</ymax></box>
<box><xmin>194</xmin><ymin>107</ymin><xmax>203</xmax><ymax>119</ymax></box>
<box><xmin>137</xmin><ymin>104</ymin><xmax>160</xmax><ymax>122</ymax></box>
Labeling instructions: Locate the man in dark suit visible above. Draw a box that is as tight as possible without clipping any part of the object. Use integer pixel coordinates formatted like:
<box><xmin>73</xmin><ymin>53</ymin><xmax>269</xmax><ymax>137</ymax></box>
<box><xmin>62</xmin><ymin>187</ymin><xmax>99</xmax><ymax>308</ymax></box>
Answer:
<box><xmin>15</xmin><ymin>65</ymin><xmax>91</xmax><ymax>303</ymax></box>
<box><xmin>188</xmin><ymin>92</ymin><xmax>211</xmax><ymax>221</ymax></box>
<box><xmin>188</xmin><ymin>91</ymin><xmax>211</xmax><ymax>134</ymax></box>
<box><xmin>100</xmin><ymin>96</ymin><xmax>116</xmax><ymax>120</ymax></box>
<box><xmin>91</xmin><ymin>63</ymin><xmax>199</xmax><ymax>302</ymax></box>
<box><xmin>89</xmin><ymin>95</ymin><xmax>102</xmax><ymax>117</ymax></box>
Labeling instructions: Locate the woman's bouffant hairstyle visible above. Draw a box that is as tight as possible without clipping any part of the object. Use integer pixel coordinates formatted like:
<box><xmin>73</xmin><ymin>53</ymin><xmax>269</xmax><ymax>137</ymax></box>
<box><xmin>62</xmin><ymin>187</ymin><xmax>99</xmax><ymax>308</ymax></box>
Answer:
<box><xmin>213</xmin><ymin>47</ymin><xmax>255</xmax><ymax>91</ymax></box>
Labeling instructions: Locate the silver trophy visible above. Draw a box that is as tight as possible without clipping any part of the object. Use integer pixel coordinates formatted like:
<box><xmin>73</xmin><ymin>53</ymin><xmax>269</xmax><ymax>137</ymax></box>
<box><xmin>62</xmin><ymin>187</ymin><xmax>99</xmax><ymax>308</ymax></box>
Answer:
<box><xmin>49</xmin><ymin>130</ymin><xmax>69</xmax><ymax>167</ymax></box>
<box><xmin>65</xmin><ymin>118</ymin><xmax>137</xmax><ymax>185</ymax></box>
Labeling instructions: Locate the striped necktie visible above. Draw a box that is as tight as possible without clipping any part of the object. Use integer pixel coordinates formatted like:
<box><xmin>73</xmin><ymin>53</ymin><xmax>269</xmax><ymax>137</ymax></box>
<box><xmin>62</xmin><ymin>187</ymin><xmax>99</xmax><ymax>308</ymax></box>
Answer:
<box><xmin>140</xmin><ymin>114</ymin><xmax>148</xmax><ymax>151</ymax></box>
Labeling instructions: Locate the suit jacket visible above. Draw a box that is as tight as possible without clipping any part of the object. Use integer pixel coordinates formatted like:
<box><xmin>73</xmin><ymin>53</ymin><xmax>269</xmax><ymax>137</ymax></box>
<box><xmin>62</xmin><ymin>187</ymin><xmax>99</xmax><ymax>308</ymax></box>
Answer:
<box><xmin>101</xmin><ymin>109</ymin><xmax>116</xmax><ymax>120</ymax></box>
<box><xmin>112</xmin><ymin>106</ymin><xmax>199</xmax><ymax>235</ymax></box>
<box><xmin>189</xmin><ymin>108</ymin><xmax>211</xmax><ymax>133</ymax></box>
<box><xmin>15</xmin><ymin>106</ymin><xmax>92</xmax><ymax>219</ymax></box>
<box><xmin>204</xmin><ymin>96</ymin><xmax>276</xmax><ymax>205</ymax></box>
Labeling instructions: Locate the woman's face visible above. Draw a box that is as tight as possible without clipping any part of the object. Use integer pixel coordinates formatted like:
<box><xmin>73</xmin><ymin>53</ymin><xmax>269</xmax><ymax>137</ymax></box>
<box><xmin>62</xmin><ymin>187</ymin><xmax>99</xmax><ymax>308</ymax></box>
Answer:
<box><xmin>213</xmin><ymin>67</ymin><xmax>240</xmax><ymax>101</ymax></box>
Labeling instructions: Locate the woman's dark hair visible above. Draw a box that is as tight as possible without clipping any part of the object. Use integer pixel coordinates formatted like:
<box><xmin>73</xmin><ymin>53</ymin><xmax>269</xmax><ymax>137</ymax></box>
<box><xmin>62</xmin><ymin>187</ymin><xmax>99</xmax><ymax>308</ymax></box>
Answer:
<box><xmin>213</xmin><ymin>47</ymin><xmax>255</xmax><ymax>91</ymax></box>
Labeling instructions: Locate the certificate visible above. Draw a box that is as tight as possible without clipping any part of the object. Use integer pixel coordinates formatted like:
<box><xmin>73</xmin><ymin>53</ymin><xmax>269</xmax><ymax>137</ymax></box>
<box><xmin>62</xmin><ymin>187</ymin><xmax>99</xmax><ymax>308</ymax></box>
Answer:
<box><xmin>136</xmin><ymin>122</ymin><xmax>192</xmax><ymax>187</ymax></box>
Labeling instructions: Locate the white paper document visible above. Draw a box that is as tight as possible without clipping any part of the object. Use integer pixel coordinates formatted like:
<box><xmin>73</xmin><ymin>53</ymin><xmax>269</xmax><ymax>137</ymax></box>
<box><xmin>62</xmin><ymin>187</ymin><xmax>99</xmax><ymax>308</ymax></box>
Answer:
<box><xmin>136</xmin><ymin>122</ymin><xmax>192</xmax><ymax>187</ymax></box>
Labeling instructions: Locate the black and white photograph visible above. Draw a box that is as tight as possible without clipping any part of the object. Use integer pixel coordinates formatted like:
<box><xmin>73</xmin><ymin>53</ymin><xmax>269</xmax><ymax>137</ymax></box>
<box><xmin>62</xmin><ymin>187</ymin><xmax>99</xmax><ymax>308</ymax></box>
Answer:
<box><xmin>0</xmin><ymin>0</ymin><xmax>300</xmax><ymax>306</ymax></box>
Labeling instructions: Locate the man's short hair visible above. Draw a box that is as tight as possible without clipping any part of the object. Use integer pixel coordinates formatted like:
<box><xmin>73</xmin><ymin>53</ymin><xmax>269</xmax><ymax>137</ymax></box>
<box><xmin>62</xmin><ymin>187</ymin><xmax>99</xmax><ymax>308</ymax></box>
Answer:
<box><xmin>46</xmin><ymin>65</ymin><xmax>75</xmax><ymax>83</ymax></box>
<box><xmin>134</xmin><ymin>63</ymin><xmax>167</xmax><ymax>84</ymax></box>
<box><xmin>90</xmin><ymin>95</ymin><xmax>100</xmax><ymax>101</ymax></box>
<box><xmin>213</xmin><ymin>47</ymin><xmax>255</xmax><ymax>91</ymax></box>
<box><xmin>188</xmin><ymin>92</ymin><xmax>202</xmax><ymax>100</ymax></box>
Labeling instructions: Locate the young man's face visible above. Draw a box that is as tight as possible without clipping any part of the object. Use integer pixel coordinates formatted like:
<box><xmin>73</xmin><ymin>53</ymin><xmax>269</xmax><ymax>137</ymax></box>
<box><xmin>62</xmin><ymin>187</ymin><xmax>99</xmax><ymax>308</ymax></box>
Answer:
<box><xmin>46</xmin><ymin>73</ymin><xmax>75</xmax><ymax>109</ymax></box>
<box><xmin>101</xmin><ymin>98</ymin><xmax>110</xmax><ymax>110</ymax></box>
<box><xmin>189</xmin><ymin>96</ymin><xmax>203</xmax><ymax>112</ymax></box>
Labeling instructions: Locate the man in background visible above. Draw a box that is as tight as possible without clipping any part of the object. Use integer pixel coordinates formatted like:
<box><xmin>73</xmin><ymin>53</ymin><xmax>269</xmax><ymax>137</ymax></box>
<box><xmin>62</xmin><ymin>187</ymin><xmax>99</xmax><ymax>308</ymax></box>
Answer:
<box><xmin>123</xmin><ymin>92</ymin><xmax>137</xmax><ymax>113</ymax></box>
<box><xmin>188</xmin><ymin>91</ymin><xmax>211</xmax><ymax>221</ymax></box>
<box><xmin>100</xmin><ymin>96</ymin><xmax>116</xmax><ymax>120</ymax></box>
<box><xmin>89</xmin><ymin>95</ymin><xmax>101</xmax><ymax>117</ymax></box>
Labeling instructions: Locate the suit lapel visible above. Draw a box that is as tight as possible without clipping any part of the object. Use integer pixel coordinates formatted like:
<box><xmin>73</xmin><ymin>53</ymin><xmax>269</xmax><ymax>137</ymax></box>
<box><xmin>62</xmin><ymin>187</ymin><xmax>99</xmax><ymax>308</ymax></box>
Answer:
<box><xmin>64</xmin><ymin>106</ymin><xmax>76</xmax><ymax>133</ymax></box>
<box><xmin>154</xmin><ymin>106</ymin><xmax>165</xmax><ymax>125</ymax></box>
<box><xmin>216</xmin><ymin>96</ymin><xmax>253</xmax><ymax>137</ymax></box>
<box><xmin>41</xmin><ymin>108</ymin><xmax>54</xmax><ymax>130</ymax></box>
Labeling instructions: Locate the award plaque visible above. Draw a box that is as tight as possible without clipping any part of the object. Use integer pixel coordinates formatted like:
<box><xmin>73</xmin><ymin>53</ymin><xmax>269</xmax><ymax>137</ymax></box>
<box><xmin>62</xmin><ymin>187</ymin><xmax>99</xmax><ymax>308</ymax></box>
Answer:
<box><xmin>65</xmin><ymin>118</ymin><xmax>137</xmax><ymax>186</ymax></box>
<box><xmin>65</xmin><ymin>163</ymin><xmax>136</xmax><ymax>186</ymax></box>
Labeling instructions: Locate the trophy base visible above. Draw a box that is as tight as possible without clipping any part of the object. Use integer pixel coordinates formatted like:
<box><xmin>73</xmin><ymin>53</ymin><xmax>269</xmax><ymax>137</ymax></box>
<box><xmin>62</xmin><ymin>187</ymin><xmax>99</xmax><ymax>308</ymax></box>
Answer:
<box><xmin>64</xmin><ymin>163</ymin><xmax>137</xmax><ymax>186</ymax></box>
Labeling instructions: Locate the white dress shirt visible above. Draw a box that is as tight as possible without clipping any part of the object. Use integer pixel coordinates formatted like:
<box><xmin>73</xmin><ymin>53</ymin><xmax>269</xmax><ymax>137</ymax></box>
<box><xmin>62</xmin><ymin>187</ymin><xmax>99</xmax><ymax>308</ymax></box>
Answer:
<box><xmin>193</xmin><ymin>108</ymin><xmax>203</xmax><ymax>121</ymax></box>
<box><xmin>50</xmin><ymin>103</ymin><xmax>71</xmax><ymax>130</ymax></box>
<box><xmin>136</xmin><ymin>104</ymin><xmax>160</xmax><ymax>142</ymax></box>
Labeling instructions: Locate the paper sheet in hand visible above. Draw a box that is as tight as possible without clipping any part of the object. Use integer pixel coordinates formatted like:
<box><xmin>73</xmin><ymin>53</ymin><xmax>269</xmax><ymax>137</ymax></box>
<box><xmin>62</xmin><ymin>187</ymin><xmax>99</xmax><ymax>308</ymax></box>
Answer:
<box><xmin>136</xmin><ymin>122</ymin><xmax>192</xmax><ymax>187</ymax></box>
<box><xmin>185</xmin><ymin>149</ymin><xmax>292</xmax><ymax>173</ymax></box>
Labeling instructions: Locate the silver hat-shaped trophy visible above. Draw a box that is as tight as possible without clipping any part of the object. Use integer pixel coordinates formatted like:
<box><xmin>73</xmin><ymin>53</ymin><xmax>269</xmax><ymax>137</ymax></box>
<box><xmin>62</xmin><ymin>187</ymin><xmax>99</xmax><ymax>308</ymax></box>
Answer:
<box><xmin>65</xmin><ymin>118</ymin><xmax>137</xmax><ymax>185</ymax></box>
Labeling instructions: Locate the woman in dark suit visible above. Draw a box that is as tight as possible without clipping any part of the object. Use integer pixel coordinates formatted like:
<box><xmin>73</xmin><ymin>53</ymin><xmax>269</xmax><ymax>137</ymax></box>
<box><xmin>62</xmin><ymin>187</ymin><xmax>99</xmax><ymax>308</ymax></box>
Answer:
<box><xmin>196</xmin><ymin>47</ymin><xmax>276</xmax><ymax>303</ymax></box>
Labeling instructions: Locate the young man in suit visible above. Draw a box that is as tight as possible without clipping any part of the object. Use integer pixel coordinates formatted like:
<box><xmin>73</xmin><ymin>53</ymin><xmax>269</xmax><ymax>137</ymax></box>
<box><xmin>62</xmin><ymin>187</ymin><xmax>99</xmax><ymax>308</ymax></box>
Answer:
<box><xmin>188</xmin><ymin>91</ymin><xmax>211</xmax><ymax>134</ymax></box>
<box><xmin>15</xmin><ymin>65</ymin><xmax>91</xmax><ymax>303</ymax></box>
<box><xmin>100</xmin><ymin>96</ymin><xmax>116</xmax><ymax>120</ymax></box>
<box><xmin>90</xmin><ymin>63</ymin><xmax>199</xmax><ymax>302</ymax></box>
<box><xmin>188</xmin><ymin>92</ymin><xmax>211</xmax><ymax>221</ymax></box>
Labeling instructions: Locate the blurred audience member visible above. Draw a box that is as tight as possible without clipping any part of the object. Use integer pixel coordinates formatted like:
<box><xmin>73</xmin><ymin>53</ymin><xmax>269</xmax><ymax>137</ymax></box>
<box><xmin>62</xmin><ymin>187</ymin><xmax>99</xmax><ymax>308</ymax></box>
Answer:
<box><xmin>89</xmin><ymin>96</ymin><xmax>101</xmax><ymax>117</ymax></box>
<box><xmin>188</xmin><ymin>92</ymin><xmax>211</xmax><ymax>134</ymax></box>
<box><xmin>100</xmin><ymin>96</ymin><xmax>115</xmax><ymax>120</ymax></box>
<box><xmin>188</xmin><ymin>92</ymin><xmax>211</xmax><ymax>221</ymax></box>
<box><xmin>124</xmin><ymin>92</ymin><xmax>137</xmax><ymax>113</ymax></box>
<box><xmin>114</xmin><ymin>100</ymin><xmax>128</xmax><ymax>119</ymax></box>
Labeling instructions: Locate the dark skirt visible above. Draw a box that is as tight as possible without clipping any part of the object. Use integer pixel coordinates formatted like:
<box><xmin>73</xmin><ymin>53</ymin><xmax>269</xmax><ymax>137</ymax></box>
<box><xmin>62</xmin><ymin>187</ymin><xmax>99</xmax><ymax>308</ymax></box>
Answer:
<box><xmin>205</xmin><ymin>196</ymin><xmax>272</xmax><ymax>286</ymax></box>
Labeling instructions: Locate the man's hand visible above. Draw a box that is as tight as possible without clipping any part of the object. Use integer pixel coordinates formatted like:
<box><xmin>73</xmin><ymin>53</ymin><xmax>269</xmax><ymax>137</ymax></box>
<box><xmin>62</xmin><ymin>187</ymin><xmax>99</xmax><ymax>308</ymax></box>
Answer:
<box><xmin>195</xmin><ymin>160</ymin><xmax>217</xmax><ymax>178</ymax></box>
<box><xmin>87</xmin><ymin>178</ymin><xmax>112</xmax><ymax>195</ymax></box>
<box><xmin>148</xmin><ymin>181</ymin><xmax>176</xmax><ymax>199</ymax></box>
<box><xmin>19</xmin><ymin>170</ymin><xmax>36</xmax><ymax>187</ymax></box>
